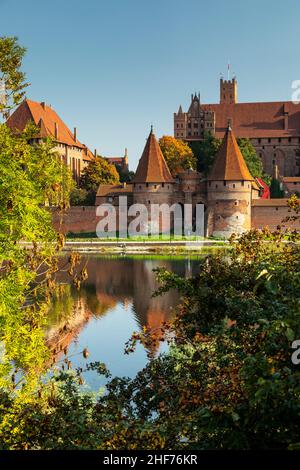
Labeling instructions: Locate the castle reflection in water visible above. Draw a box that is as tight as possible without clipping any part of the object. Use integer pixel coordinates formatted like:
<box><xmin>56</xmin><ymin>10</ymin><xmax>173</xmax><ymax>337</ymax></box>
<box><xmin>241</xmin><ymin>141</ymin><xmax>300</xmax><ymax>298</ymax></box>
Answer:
<box><xmin>46</xmin><ymin>256</ymin><xmax>200</xmax><ymax>360</ymax></box>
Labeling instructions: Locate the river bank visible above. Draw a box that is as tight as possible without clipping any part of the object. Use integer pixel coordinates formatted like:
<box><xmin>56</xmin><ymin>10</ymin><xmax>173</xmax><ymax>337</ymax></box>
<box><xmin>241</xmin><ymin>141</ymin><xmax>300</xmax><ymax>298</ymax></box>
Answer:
<box><xmin>62</xmin><ymin>239</ymin><xmax>228</xmax><ymax>254</ymax></box>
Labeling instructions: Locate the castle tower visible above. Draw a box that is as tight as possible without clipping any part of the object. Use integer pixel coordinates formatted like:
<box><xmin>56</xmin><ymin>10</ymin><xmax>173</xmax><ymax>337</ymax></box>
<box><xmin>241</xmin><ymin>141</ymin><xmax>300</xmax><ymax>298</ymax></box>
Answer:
<box><xmin>174</xmin><ymin>104</ymin><xmax>187</xmax><ymax>139</ymax></box>
<box><xmin>220</xmin><ymin>78</ymin><xmax>238</xmax><ymax>104</ymax></box>
<box><xmin>123</xmin><ymin>147</ymin><xmax>129</xmax><ymax>171</ymax></box>
<box><xmin>133</xmin><ymin>128</ymin><xmax>174</xmax><ymax>233</ymax></box>
<box><xmin>206</xmin><ymin>124</ymin><xmax>254</xmax><ymax>238</ymax></box>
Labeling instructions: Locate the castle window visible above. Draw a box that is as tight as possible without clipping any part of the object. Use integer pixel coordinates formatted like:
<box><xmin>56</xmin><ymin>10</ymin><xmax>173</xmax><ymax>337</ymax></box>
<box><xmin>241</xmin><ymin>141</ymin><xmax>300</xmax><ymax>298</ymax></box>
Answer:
<box><xmin>258</xmin><ymin>138</ymin><xmax>261</xmax><ymax>144</ymax></box>
<box><xmin>188</xmin><ymin>132</ymin><xmax>191</xmax><ymax>136</ymax></box>
<box><xmin>194</xmin><ymin>122</ymin><xmax>198</xmax><ymax>128</ymax></box>
<box><xmin>241</xmin><ymin>181</ymin><xmax>244</xmax><ymax>186</ymax></box>
<box><xmin>181</xmin><ymin>124</ymin><xmax>183</xmax><ymax>128</ymax></box>
<box><xmin>176</xmin><ymin>124</ymin><xmax>179</xmax><ymax>128</ymax></box>
<box><xmin>148</xmin><ymin>200</ymin><xmax>150</xmax><ymax>204</ymax></box>
<box><xmin>288</xmin><ymin>137</ymin><xmax>292</xmax><ymax>143</ymax></box>
<box><xmin>233</xmin><ymin>183</ymin><xmax>236</xmax><ymax>188</ymax></box>
<box><xmin>276</xmin><ymin>207</ymin><xmax>278</xmax><ymax>211</ymax></box>
<box><xmin>223</xmin><ymin>181</ymin><xmax>226</xmax><ymax>186</ymax></box>
<box><xmin>146</xmin><ymin>183</ymin><xmax>149</xmax><ymax>187</ymax></box>
<box><xmin>215</xmin><ymin>184</ymin><xmax>218</xmax><ymax>188</ymax></box>
<box><xmin>268</xmin><ymin>138</ymin><xmax>271</xmax><ymax>143</ymax></box>
<box><xmin>162</xmin><ymin>183</ymin><xmax>165</xmax><ymax>188</ymax></box>
<box><xmin>235</xmin><ymin>201</ymin><xmax>238</xmax><ymax>206</ymax></box>
<box><xmin>154</xmin><ymin>185</ymin><xmax>157</xmax><ymax>189</ymax></box>
<box><xmin>278</xmin><ymin>138</ymin><xmax>281</xmax><ymax>143</ymax></box>
<box><xmin>236</xmin><ymin>216</ymin><xmax>238</xmax><ymax>219</ymax></box>
<box><xmin>188</xmin><ymin>122</ymin><xmax>191</xmax><ymax>128</ymax></box>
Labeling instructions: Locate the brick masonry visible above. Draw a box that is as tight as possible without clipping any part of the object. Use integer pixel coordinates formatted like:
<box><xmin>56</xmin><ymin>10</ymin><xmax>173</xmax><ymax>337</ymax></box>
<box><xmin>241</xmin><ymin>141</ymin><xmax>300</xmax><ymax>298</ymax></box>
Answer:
<box><xmin>52</xmin><ymin>202</ymin><xmax>300</xmax><ymax>235</ymax></box>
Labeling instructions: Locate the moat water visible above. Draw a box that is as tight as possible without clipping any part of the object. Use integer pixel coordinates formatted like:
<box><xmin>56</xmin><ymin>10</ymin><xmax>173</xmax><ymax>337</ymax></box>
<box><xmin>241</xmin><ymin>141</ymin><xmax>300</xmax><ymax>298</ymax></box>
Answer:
<box><xmin>46</xmin><ymin>255</ymin><xmax>201</xmax><ymax>390</ymax></box>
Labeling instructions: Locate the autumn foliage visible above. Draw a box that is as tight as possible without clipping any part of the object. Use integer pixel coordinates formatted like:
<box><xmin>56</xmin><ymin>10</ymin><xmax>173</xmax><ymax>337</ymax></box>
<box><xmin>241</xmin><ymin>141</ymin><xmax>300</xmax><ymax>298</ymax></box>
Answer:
<box><xmin>159</xmin><ymin>136</ymin><xmax>196</xmax><ymax>176</ymax></box>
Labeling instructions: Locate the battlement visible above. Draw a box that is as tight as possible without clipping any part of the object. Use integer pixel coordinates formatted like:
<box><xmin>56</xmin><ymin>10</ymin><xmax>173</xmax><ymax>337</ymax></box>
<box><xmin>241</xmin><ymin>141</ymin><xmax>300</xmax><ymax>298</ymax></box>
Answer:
<box><xmin>220</xmin><ymin>78</ymin><xmax>238</xmax><ymax>104</ymax></box>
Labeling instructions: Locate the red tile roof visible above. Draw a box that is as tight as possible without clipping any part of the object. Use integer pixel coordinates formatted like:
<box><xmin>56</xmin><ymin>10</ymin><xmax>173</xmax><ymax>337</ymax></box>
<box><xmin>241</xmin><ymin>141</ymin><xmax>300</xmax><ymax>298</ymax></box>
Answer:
<box><xmin>202</xmin><ymin>101</ymin><xmax>300</xmax><ymax>138</ymax></box>
<box><xmin>6</xmin><ymin>99</ymin><xmax>94</xmax><ymax>162</ymax></box>
<box><xmin>96</xmin><ymin>184</ymin><xmax>133</xmax><ymax>197</ymax></box>
<box><xmin>208</xmin><ymin>126</ymin><xmax>254</xmax><ymax>181</ymax></box>
<box><xmin>256</xmin><ymin>178</ymin><xmax>270</xmax><ymax>199</ymax></box>
<box><xmin>282</xmin><ymin>177</ymin><xmax>300</xmax><ymax>182</ymax></box>
<box><xmin>105</xmin><ymin>157</ymin><xmax>125</xmax><ymax>163</ymax></box>
<box><xmin>133</xmin><ymin>130</ymin><xmax>174</xmax><ymax>183</ymax></box>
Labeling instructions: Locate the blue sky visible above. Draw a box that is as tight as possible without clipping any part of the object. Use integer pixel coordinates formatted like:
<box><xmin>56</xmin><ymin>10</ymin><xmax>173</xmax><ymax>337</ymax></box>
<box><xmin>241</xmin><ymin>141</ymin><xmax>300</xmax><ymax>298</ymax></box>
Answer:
<box><xmin>1</xmin><ymin>0</ymin><xmax>300</xmax><ymax>170</ymax></box>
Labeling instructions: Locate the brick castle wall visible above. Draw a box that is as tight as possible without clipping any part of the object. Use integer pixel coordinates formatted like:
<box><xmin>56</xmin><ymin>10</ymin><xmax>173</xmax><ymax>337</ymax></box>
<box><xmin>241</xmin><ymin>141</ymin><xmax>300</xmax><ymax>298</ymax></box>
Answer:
<box><xmin>251</xmin><ymin>201</ymin><xmax>300</xmax><ymax>231</ymax></box>
<box><xmin>52</xmin><ymin>202</ymin><xmax>300</xmax><ymax>235</ymax></box>
<box><xmin>52</xmin><ymin>206</ymin><xmax>100</xmax><ymax>234</ymax></box>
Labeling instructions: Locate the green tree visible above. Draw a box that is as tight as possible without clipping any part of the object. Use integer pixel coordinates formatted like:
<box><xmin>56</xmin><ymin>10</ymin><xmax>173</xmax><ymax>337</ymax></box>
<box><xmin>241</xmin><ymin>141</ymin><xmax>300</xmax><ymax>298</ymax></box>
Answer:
<box><xmin>237</xmin><ymin>138</ymin><xmax>265</xmax><ymax>179</ymax></box>
<box><xmin>270</xmin><ymin>177</ymin><xmax>285</xmax><ymax>198</ymax></box>
<box><xmin>0</xmin><ymin>122</ymin><xmax>75</xmax><ymax>386</ymax></box>
<box><xmin>189</xmin><ymin>130</ymin><xmax>221</xmax><ymax>175</ymax></box>
<box><xmin>116</xmin><ymin>165</ymin><xmax>135</xmax><ymax>183</ymax></box>
<box><xmin>79</xmin><ymin>156</ymin><xmax>119</xmax><ymax>204</ymax></box>
<box><xmin>1</xmin><ymin>209</ymin><xmax>300</xmax><ymax>450</ymax></box>
<box><xmin>0</xmin><ymin>36</ymin><xmax>29</xmax><ymax>119</ymax></box>
<box><xmin>70</xmin><ymin>187</ymin><xmax>94</xmax><ymax>206</ymax></box>
<box><xmin>159</xmin><ymin>136</ymin><xmax>196</xmax><ymax>175</ymax></box>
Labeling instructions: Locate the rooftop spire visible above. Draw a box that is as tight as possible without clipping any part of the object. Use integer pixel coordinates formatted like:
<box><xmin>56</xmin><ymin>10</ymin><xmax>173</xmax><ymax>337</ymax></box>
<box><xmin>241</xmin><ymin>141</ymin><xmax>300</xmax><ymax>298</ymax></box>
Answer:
<box><xmin>133</xmin><ymin>130</ymin><xmax>174</xmax><ymax>184</ymax></box>
<box><xmin>208</xmin><ymin>126</ymin><xmax>254</xmax><ymax>181</ymax></box>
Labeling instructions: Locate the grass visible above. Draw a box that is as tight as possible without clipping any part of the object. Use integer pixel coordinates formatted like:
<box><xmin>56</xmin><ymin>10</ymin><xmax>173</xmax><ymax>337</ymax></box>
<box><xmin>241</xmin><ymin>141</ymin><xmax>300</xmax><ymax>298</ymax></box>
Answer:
<box><xmin>66</xmin><ymin>232</ymin><xmax>225</xmax><ymax>243</ymax></box>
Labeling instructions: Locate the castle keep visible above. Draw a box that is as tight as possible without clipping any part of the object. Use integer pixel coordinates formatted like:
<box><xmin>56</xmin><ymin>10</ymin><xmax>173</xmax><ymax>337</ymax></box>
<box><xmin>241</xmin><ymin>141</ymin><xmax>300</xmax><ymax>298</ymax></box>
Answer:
<box><xmin>174</xmin><ymin>78</ymin><xmax>300</xmax><ymax>177</ymax></box>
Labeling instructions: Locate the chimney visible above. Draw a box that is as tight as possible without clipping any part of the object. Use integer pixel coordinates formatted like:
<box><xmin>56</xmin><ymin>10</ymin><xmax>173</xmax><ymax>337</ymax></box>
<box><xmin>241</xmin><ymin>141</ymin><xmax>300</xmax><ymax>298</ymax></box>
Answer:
<box><xmin>73</xmin><ymin>127</ymin><xmax>77</xmax><ymax>142</ymax></box>
<box><xmin>40</xmin><ymin>102</ymin><xmax>46</xmax><ymax>110</ymax></box>
<box><xmin>94</xmin><ymin>149</ymin><xmax>97</xmax><ymax>158</ymax></box>
<box><xmin>284</xmin><ymin>104</ymin><xmax>289</xmax><ymax>131</ymax></box>
<box><xmin>54</xmin><ymin>122</ymin><xmax>58</xmax><ymax>139</ymax></box>
<box><xmin>273</xmin><ymin>163</ymin><xmax>279</xmax><ymax>180</ymax></box>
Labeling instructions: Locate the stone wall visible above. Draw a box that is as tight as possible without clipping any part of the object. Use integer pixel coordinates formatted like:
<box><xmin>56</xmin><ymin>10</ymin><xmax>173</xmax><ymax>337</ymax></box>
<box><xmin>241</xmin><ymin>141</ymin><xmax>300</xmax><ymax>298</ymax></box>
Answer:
<box><xmin>251</xmin><ymin>199</ymin><xmax>300</xmax><ymax>231</ymax></box>
<box><xmin>52</xmin><ymin>206</ymin><xmax>99</xmax><ymax>234</ymax></box>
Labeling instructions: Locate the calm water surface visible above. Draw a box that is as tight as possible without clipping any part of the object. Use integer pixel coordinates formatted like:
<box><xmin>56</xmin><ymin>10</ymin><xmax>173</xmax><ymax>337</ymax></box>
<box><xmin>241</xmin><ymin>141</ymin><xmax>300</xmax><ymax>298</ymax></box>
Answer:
<box><xmin>46</xmin><ymin>255</ymin><xmax>201</xmax><ymax>390</ymax></box>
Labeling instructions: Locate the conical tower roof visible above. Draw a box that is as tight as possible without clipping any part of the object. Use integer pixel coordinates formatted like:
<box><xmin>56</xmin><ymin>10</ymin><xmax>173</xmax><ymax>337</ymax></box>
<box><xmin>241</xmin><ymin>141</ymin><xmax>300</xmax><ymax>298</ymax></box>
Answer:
<box><xmin>208</xmin><ymin>125</ymin><xmax>254</xmax><ymax>181</ymax></box>
<box><xmin>133</xmin><ymin>128</ymin><xmax>174</xmax><ymax>183</ymax></box>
